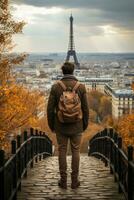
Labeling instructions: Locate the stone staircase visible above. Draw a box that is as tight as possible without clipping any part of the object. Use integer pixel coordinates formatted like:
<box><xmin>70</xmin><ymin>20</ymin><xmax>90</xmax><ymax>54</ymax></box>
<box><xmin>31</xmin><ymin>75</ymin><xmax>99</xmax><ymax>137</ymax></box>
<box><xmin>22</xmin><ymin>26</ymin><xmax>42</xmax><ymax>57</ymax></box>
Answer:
<box><xmin>17</xmin><ymin>155</ymin><xmax>125</xmax><ymax>200</ymax></box>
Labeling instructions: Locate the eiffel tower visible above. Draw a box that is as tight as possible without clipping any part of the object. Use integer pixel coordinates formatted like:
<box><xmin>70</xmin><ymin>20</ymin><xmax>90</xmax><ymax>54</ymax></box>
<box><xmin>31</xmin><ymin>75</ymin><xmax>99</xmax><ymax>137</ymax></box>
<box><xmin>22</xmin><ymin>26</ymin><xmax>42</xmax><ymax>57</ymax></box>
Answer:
<box><xmin>65</xmin><ymin>14</ymin><xmax>80</xmax><ymax>68</ymax></box>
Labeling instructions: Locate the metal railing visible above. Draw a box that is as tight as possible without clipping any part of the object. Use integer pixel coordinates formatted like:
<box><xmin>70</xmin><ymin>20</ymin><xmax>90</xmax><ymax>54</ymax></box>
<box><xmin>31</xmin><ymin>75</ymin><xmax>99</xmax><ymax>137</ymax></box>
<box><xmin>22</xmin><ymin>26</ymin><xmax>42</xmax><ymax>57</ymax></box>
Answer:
<box><xmin>88</xmin><ymin>128</ymin><xmax>134</xmax><ymax>200</ymax></box>
<box><xmin>0</xmin><ymin>128</ymin><xmax>52</xmax><ymax>200</ymax></box>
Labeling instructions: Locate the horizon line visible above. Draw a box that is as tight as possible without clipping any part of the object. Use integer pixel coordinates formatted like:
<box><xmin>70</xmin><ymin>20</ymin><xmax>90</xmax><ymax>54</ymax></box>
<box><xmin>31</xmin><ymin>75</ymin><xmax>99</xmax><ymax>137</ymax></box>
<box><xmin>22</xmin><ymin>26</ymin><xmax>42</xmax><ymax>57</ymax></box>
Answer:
<box><xmin>12</xmin><ymin>51</ymin><xmax>134</xmax><ymax>54</ymax></box>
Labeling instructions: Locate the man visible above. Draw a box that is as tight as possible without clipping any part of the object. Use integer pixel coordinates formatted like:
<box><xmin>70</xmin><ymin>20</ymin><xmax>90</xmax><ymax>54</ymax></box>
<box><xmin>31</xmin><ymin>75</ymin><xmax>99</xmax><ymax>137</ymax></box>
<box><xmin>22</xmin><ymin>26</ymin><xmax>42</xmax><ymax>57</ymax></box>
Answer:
<box><xmin>47</xmin><ymin>62</ymin><xmax>89</xmax><ymax>189</ymax></box>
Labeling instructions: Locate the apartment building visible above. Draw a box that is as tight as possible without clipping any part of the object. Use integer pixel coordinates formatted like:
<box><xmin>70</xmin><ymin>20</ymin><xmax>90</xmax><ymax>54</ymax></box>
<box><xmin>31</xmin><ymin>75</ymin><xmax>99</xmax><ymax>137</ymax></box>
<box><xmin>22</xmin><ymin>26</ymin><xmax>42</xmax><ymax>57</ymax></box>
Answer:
<box><xmin>105</xmin><ymin>85</ymin><xmax>134</xmax><ymax>118</ymax></box>
<box><xmin>85</xmin><ymin>78</ymin><xmax>113</xmax><ymax>93</ymax></box>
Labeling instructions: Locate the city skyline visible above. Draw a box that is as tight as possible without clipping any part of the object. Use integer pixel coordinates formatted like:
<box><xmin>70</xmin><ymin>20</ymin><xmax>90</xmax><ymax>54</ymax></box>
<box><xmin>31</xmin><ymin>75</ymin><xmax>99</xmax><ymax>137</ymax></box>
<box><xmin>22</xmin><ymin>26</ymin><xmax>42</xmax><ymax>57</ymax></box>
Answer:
<box><xmin>11</xmin><ymin>0</ymin><xmax>134</xmax><ymax>53</ymax></box>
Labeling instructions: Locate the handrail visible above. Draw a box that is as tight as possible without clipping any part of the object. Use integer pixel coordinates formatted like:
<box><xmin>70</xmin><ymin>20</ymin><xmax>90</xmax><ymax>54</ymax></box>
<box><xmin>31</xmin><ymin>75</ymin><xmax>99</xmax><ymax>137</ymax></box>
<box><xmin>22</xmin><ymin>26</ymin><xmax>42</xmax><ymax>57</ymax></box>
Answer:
<box><xmin>0</xmin><ymin>128</ymin><xmax>52</xmax><ymax>200</ymax></box>
<box><xmin>88</xmin><ymin>128</ymin><xmax>134</xmax><ymax>200</ymax></box>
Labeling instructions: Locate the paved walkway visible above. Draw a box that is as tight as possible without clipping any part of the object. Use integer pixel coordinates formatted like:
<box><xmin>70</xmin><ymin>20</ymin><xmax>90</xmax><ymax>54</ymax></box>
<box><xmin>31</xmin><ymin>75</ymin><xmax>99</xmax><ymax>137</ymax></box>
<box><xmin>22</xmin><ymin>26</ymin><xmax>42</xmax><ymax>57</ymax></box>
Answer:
<box><xmin>17</xmin><ymin>155</ymin><xmax>125</xmax><ymax>200</ymax></box>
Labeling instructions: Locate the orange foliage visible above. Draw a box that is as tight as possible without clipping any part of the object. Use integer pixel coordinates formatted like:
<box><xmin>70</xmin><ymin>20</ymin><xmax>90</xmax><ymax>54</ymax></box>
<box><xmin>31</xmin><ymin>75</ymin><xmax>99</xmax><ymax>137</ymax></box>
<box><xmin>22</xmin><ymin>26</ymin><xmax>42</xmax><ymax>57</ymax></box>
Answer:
<box><xmin>0</xmin><ymin>0</ymin><xmax>25</xmax><ymax>54</ymax></box>
<box><xmin>0</xmin><ymin>0</ymin><xmax>26</xmax><ymax>85</ymax></box>
<box><xmin>0</xmin><ymin>86</ymin><xmax>41</xmax><ymax>132</ymax></box>
<box><xmin>99</xmin><ymin>96</ymin><xmax>112</xmax><ymax>120</ymax></box>
<box><xmin>104</xmin><ymin>115</ymin><xmax>114</xmax><ymax>127</ymax></box>
<box><xmin>89</xmin><ymin>109</ymin><xmax>97</xmax><ymax>123</ymax></box>
<box><xmin>88</xmin><ymin>91</ymin><xmax>112</xmax><ymax>121</ymax></box>
<box><xmin>116</xmin><ymin>114</ymin><xmax>134</xmax><ymax>147</ymax></box>
<box><xmin>0</xmin><ymin>1</ymin><xmax>45</xmax><ymax>150</ymax></box>
<box><xmin>0</xmin><ymin>85</ymin><xmax>44</xmax><ymax>148</ymax></box>
<box><xmin>88</xmin><ymin>91</ymin><xmax>103</xmax><ymax>113</ymax></box>
<box><xmin>106</xmin><ymin>114</ymin><xmax>134</xmax><ymax>147</ymax></box>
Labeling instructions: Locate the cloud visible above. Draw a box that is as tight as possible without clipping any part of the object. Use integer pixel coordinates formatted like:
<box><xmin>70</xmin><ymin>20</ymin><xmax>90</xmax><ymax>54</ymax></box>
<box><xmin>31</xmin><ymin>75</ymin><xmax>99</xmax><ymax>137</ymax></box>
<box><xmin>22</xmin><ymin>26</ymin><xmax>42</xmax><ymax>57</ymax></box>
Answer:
<box><xmin>11</xmin><ymin>0</ymin><xmax>134</xmax><ymax>32</ymax></box>
<box><xmin>11</xmin><ymin>0</ymin><xmax>134</xmax><ymax>52</ymax></box>
<box><xmin>11</xmin><ymin>0</ymin><xmax>133</xmax><ymax>11</ymax></box>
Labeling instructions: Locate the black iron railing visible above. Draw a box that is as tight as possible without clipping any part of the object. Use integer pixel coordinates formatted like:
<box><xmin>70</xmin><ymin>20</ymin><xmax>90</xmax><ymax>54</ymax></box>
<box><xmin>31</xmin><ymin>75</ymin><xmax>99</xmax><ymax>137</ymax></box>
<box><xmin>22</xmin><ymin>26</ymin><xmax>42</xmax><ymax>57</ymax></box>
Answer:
<box><xmin>0</xmin><ymin>128</ymin><xmax>52</xmax><ymax>200</ymax></box>
<box><xmin>88</xmin><ymin>128</ymin><xmax>134</xmax><ymax>200</ymax></box>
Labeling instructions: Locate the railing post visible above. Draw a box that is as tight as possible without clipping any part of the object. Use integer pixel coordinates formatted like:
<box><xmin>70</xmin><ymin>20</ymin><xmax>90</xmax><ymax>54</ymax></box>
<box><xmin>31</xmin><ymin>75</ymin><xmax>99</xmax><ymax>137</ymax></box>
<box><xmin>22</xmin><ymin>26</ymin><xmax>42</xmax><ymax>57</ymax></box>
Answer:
<box><xmin>0</xmin><ymin>150</ymin><xmax>5</xmax><ymax>200</ymax></box>
<box><xmin>117</xmin><ymin>136</ymin><xmax>122</xmax><ymax>193</ymax></box>
<box><xmin>11</xmin><ymin>140</ymin><xmax>17</xmax><ymax>200</ymax></box>
<box><xmin>0</xmin><ymin>150</ymin><xmax>5</xmax><ymax>166</ymax></box>
<box><xmin>24</xmin><ymin>131</ymin><xmax>28</xmax><ymax>177</ymax></box>
<box><xmin>104</xmin><ymin>128</ymin><xmax>108</xmax><ymax>166</ymax></box>
<box><xmin>109</xmin><ymin>128</ymin><xmax>113</xmax><ymax>174</ymax></box>
<box><xmin>50</xmin><ymin>140</ymin><xmax>52</xmax><ymax>155</ymax></box>
<box><xmin>128</xmin><ymin>145</ymin><xmax>134</xmax><ymax>200</ymax></box>
<box><xmin>99</xmin><ymin>131</ymin><xmax>102</xmax><ymax>155</ymax></box>
<box><xmin>12</xmin><ymin>140</ymin><xmax>16</xmax><ymax>154</ymax></box>
<box><xmin>107</xmin><ymin>128</ymin><xmax>111</xmax><ymax>159</ymax></box>
<box><xmin>45</xmin><ymin>134</ymin><xmax>48</xmax><ymax>154</ymax></box>
<box><xmin>96</xmin><ymin>132</ymin><xmax>99</xmax><ymax>155</ymax></box>
<box><xmin>43</xmin><ymin>132</ymin><xmax>46</xmax><ymax>159</ymax></box>
<box><xmin>35</xmin><ymin>130</ymin><xmax>38</xmax><ymax>163</ymax></box>
<box><xmin>113</xmin><ymin>132</ymin><xmax>118</xmax><ymax>182</ymax></box>
<box><xmin>39</xmin><ymin>131</ymin><xmax>42</xmax><ymax>161</ymax></box>
<box><xmin>17</xmin><ymin>135</ymin><xmax>22</xmax><ymax>191</ymax></box>
<box><xmin>30</xmin><ymin>128</ymin><xmax>34</xmax><ymax>168</ymax></box>
<box><xmin>88</xmin><ymin>139</ymin><xmax>90</xmax><ymax>156</ymax></box>
<box><xmin>102</xmin><ymin>130</ymin><xmax>105</xmax><ymax>157</ymax></box>
<box><xmin>41</xmin><ymin>132</ymin><xmax>44</xmax><ymax>156</ymax></box>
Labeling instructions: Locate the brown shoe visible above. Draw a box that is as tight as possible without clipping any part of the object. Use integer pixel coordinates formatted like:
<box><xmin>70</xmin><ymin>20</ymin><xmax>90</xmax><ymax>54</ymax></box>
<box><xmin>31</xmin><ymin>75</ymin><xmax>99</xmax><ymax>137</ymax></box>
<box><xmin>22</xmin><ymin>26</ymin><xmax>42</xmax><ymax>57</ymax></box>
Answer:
<box><xmin>58</xmin><ymin>179</ymin><xmax>67</xmax><ymax>189</ymax></box>
<box><xmin>71</xmin><ymin>180</ymin><xmax>80</xmax><ymax>189</ymax></box>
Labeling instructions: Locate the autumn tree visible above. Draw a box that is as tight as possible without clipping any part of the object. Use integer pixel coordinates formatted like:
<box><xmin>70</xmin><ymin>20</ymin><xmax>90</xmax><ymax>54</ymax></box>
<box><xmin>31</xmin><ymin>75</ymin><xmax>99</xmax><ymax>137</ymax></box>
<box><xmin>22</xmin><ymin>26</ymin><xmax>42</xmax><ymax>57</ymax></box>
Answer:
<box><xmin>99</xmin><ymin>96</ymin><xmax>112</xmax><ymax>120</ymax></box>
<box><xmin>88</xmin><ymin>90</ymin><xmax>112</xmax><ymax>122</ymax></box>
<box><xmin>88</xmin><ymin>91</ymin><xmax>103</xmax><ymax>113</ymax></box>
<box><xmin>104</xmin><ymin>115</ymin><xmax>114</xmax><ymax>127</ymax></box>
<box><xmin>105</xmin><ymin>114</ymin><xmax>134</xmax><ymax>148</ymax></box>
<box><xmin>0</xmin><ymin>0</ymin><xmax>26</xmax><ymax>105</ymax></box>
<box><xmin>116</xmin><ymin>114</ymin><xmax>134</xmax><ymax>147</ymax></box>
<box><xmin>0</xmin><ymin>1</ymin><xmax>45</xmax><ymax>149</ymax></box>
<box><xmin>0</xmin><ymin>0</ymin><xmax>26</xmax><ymax>82</ymax></box>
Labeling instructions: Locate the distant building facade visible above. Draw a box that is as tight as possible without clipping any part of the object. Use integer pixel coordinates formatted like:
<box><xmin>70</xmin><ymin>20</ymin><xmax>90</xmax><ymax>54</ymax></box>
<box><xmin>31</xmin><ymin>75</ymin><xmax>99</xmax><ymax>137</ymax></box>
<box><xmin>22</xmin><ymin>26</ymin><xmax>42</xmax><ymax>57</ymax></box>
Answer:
<box><xmin>85</xmin><ymin>78</ymin><xmax>113</xmax><ymax>93</ymax></box>
<box><xmin>105</xmin><ymin>84</ymin><xmax>134</xmax><ymax>118</ymax></box>
<box><xmin>52</xmin><ymin>75</ymin><xmax>113</xmax><ymax>93</ymax></box>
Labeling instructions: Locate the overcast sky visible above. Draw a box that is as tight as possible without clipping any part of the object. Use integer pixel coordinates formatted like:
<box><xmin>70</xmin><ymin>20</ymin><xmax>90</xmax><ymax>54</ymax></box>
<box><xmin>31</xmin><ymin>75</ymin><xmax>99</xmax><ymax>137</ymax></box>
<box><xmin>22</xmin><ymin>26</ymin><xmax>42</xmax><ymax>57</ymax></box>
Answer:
<box><xmin>11</xmin><ymin>0</ymin><xmax>134</xmax><ymax>53</ymax></box>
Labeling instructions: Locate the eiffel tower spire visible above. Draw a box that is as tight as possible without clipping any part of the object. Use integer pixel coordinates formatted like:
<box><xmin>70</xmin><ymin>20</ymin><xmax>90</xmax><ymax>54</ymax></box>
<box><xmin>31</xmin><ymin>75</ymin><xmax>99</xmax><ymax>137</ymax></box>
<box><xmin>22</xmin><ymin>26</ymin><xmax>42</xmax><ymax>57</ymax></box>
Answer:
<box><xmin>65</xmin><ymin>14</ymin><xmax>80</xmax><ymax>68</ymax></box>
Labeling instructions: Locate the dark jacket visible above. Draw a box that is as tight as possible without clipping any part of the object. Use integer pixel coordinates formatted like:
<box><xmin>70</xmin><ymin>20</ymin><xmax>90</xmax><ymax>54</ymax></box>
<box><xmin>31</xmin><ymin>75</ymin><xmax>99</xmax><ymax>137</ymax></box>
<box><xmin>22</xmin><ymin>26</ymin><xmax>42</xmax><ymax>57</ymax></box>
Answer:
<box><xmin>47</xmin><ymin>75</ymin><xmax>89</xmax><ymax>135</ymax></box>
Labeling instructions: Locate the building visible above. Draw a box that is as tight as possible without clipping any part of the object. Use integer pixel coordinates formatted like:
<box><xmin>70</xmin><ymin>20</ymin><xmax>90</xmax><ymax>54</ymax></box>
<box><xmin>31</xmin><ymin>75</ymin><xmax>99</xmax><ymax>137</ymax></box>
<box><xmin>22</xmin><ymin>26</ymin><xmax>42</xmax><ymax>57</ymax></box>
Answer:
<box><xmin>124</xmin><ymin>73</ymin><xmax>134</xmax><ymax>87</ymax></box>
<box><xmin>85</xmin><ymin>78</ymin><xmax>113</xmax><ymax>93</ymax></box>
<box><xmin>105</xmin><ymin>84</ymin><xmax>134</xmax><ymax>118</ymax></box>
<box><xmin>52</xmin><ymin>75</ymin><xmax>113</xmax><ymax>93</ymax></box>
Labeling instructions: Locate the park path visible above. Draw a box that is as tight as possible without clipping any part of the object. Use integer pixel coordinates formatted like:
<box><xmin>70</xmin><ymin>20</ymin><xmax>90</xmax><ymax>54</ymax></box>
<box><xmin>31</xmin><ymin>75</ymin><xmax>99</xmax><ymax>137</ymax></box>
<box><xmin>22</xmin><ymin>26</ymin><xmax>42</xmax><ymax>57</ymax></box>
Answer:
<box><xmin>17</xmin><ymin>155</ymin><xmax>125</xmax><ymax>200</ymax></box>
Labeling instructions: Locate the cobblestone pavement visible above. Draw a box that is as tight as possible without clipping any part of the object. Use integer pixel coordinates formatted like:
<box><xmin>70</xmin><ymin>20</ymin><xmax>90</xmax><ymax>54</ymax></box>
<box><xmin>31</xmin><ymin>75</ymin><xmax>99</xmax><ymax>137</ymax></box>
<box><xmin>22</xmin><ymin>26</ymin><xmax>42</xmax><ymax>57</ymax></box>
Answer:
<box><xmin>17</xmin><ymin>155</ymin><xmax>125</xmax><ymax>200</ymax></box>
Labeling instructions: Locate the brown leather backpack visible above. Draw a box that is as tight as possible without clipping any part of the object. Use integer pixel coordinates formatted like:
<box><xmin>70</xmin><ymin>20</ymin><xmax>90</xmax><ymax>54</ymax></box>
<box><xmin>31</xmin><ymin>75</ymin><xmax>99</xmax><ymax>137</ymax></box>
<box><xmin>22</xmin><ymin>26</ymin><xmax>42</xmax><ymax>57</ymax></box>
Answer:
<box><xmin>57</xmin><ymin>80</ymin><xmax>83</xmax><ymax>123</ymax></box>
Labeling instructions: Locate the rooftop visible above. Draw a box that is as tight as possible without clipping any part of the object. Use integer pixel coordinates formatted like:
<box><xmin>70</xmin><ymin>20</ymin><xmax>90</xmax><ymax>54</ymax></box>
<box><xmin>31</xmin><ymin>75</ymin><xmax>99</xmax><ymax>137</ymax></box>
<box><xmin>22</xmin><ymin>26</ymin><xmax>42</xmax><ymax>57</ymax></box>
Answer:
<box><xmin>105</xmin><ymin>84</ymin><xmax>134</xmax><ymax>98</ymax></box>
<box><xmin>115</xmin><ymin>89</ymin><xmax>134</xmax><ymax>95</ymax></box>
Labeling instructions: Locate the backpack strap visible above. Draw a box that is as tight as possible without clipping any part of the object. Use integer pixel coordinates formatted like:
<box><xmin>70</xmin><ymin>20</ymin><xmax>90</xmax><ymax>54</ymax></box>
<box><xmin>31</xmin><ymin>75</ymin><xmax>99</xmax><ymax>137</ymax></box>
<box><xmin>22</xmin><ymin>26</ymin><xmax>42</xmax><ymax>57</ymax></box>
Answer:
<box><xmin>57</xmin><ymin>80</ymin><xmax>80</xmax><ymax>92</ymax></box>
<box><xmin>73</xmin><ymin>81</ymin><xmax>80</xmax><ymax>92</ymax></box>
<box><xmin>57</xmin><ymin>80</ymin><xmax>67</xmax><ymax>91</ymax></box>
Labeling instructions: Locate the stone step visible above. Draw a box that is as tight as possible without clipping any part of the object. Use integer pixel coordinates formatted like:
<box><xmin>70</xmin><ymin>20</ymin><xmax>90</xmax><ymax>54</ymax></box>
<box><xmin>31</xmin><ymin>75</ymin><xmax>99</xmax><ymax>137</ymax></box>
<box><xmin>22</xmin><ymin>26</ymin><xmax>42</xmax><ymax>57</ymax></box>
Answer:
<box><xmin>17</xmin><ymin>155</ymin><xmax>125</xmax><ymax>200</ymax></box>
